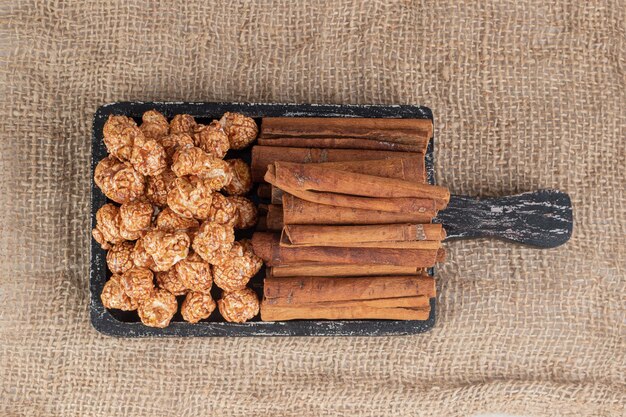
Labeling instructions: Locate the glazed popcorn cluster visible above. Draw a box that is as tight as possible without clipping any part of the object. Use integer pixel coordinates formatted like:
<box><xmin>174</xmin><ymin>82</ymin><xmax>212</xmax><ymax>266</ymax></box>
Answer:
<box><xmin>93</xmin><ymin>110</ymin><xmax>261</xmax><ymax>327</ymax></box>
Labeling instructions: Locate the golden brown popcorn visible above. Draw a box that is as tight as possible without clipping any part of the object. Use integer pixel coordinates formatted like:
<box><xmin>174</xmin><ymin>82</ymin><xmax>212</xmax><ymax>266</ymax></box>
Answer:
<box><xmin>229</xmin><ymin>196</ymin><xmax>258</xmax><ymax>229</ymax></box>
<box><xmin>174</xmin><ymin>252</ymin><xmax>213</xmax><ymax>293</ymax></box>
<box><xmin>106</xmin><ymin>241</ymin><xmax>135</xmax><ymax>274</ymax></box>
<box><xmin>223</xmin><ymin>159</ymin><xmax>252</xmax><ymax>196</ymax></box>
<box><xmin>120</xmin><ymin>266</ymin><xmax>155</xmax><ymax>302</ymax></box>
<box><xmin>192</xmin><ymin>221</ymin><xmax>235</xmax><ymax>265</ymax></box>
<box><xmin>101</xmin><ymin>274</ymin><xmax>139</xmax><ymax>311</ymax></box>
<box><xmin>193</xmin><ymin>121</ymin><xmax>229</xmax><ymax>159</ymax></box>
<box><xmin>145</xmin><ymin>168</ymin><xmax>177</xmax><ymax>207</ymax></box>
<box><xmin>217</xmin><ymin>287</ymin><xmax>259</xmax><ymax>323</ymax></box>
<box><xmin>219</xmin><ymin>112</ymin><xmax>258</xmax><ymax>150</ymax></box>
<box><xmin>102</xmin><ymin>115</ymin><xmax>141</xmax><ymax>161</ymax></box>
<box><xmin>155</xmin><ymin>207</ymin><xmax>199</xmax><ymax>234</ymax></box>
<box><xmin>181</xmin><ymin>291</ymin><xmax>216</xmax><ymax>323</ymax></box>
<box><xmin>207</xmin><ymin>192</ymin><xmax>237</xmax><ymax>225</ymax></box>
<box><xmin>167</xmin><ymin>177</ymin><xmax>214</xmax><ymax>220</ymax></box>
<box><xmin>137</xmin><ymin>288</ymin><xmax>178</xmax><ymax>328</ymax></box>
<box><xmin>119</xmin><ymin>201</ymin><xmax>153</xmax><ymax>240</ymax></box>
<box><xmin>212</xmin><ymin>240</ymin><xmax>262</xmax><ymax>291</ymax></box>
<box><xmin>130</xmin><ymin>134</ymin><xmax>168</xmax><ymax>177</ymax></box>
<box><xmin>93</xmin><ymin>204</ymin><xmax>124</xmax><ymax>248</ymax></box>
<box><xmin>132</xmin><ymin>237</ymin><xmax>156</xmax><ymax>270</ymax></box>
<box><xmin>142</xmin><ymin>229</ymin><xmax>190</xmax><ymax>271</ymax></box>
<box><xmin>94</xmin><ymin>156</ymin><xmax>145</xmax><ymax>204</ymax></box>
<box><xmin>169</xmin><ymin>114</ymin><xmax>197</xmax><ymax>134</ymax></box>
<box><xmin>171</xmin><ymin>146</ymin><xmax>233</xmax><ymax>190</ymax></box>
<box><xmin>160</xmin><ymin>132</ymin><xmax>194</xmax><ymax>161</ymax></box>
<box><xmin>155</xmin><ymin>269</ymin><xmax>188</xmax><ymax>296</ymax></box>
<box><xmin>140</xmin><ymin>110</ymin><xmax>169</xmax><ymax>139</ymax></box>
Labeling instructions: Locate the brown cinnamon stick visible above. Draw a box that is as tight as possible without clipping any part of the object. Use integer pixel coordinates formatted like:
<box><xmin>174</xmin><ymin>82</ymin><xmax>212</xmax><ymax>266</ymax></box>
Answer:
<box><xmin>281</xmin><ymin>195</ymin><xmax>434</xmax><ymax>226</ymax></box>
<box><xmin>266</xmin><ymin>204</ymin><xmax>284</xmax><ymax>230</ymax></box>
<box><xmin>283</xmin><ymin>224</ymin><xmax>445</xmax><ymax>245</ymax></box>
<box><xmin>279</xmin><ymin>229</ymin><xmax>441</xmax><ymax>249</ymax></box>
<box><xmin>272</xmin><ymin>162</ymin><xmax>449</xmax><ymax>210</ymax></box>
<box><xmin>258</xmin><ymin>137</ymin><xmax>423</xmax><ymax>152</ymax></box>
<box><xmin>318</xmin><ymin>156</ymin><xmax>425</xmax><ymax>182</ymax></box>
<box><xmin>261</xmin><ymin>304</ymin><xmax>431</xmax><ymax>321</ymax></box>
<box><xmin>252</xmin><ymin>232</ymin><xmax>443</xmax><ymax>267</ymax></box>
<box><xmin>251</xmin><ymin>146</ymin><xmax>420</xmax><ymax>182</ymax></box>
<box><xmin>270</xmin><ymin>264</ymin><xmax>426</xmax><ymax>277</ymax></box>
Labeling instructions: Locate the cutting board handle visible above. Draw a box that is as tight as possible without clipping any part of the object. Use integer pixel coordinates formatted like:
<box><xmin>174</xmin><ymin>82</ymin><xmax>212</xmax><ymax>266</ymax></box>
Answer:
<box><xmin>435</xmin><ymin>189</ymin><xmax>573</xmax><ymax>248</ymax></box>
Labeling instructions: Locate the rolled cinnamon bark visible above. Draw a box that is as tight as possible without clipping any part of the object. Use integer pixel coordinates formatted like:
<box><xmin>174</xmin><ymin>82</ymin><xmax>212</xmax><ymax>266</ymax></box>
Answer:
<box><xmin>281</xmin><ymin>196</ymin><xmax>433</xmax><ymax>226</ymax></box>
<box><xmin>266</xmin><ymin>204</ymin><xmax>284</xmax><ymax>231</ymax></box>
<box><xmin>283</xmin><ymin>224</ymin><xmax>446</xmax><ymax>245</ymax></box>
<box><xmin>251</xmin><ymin>232</ymin><xmax>443</xmax><ymax>267</ymax></box>
<box><xmin>318</xmin><ymin>156</ymin><xmax>425</xmax><ymax>182</ymax></box>
<box><xmin>279</xmin><ymin>230</ymin><xmax>442</xmax><ymax>249</ymax></box>
<box><xmin>258</xmin><ymin>137</ymin><xmax>423</xmax><ymax>152</ymax></box>
<box><xmin>260</xmin><ymin>117</ymin><xmax>432</xmax><ymax>150</ymax></box>
<box><xmin>260</xmin><ymin>304</ymin><xmax>431</xmax><ymax>321</ymax></box>
<box><xmin>270</xmin><ymin>263</ymin><xmax>426</xmax><ymax>277</ymax></box>
<box><xmin>272</xmin><ymin>162</ymin><xmax>449</xmax><ymax>210</ymax></box>
<box><xmin>251</xmin><ymin>146</ymin><xmax>420</xmax><ymax>182</ymax></box>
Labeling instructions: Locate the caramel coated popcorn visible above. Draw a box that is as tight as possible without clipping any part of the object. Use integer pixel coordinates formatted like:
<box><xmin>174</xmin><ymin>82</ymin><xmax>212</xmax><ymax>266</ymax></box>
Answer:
<box><xmin>130</xmin><ymin>134</ymin><xmax>168</xmax><ymax>177</ymax></box>
<box><xmin>137</xmin><ymin>288</ymin><xmax>178</xmax><ymax>328</ymax></box>
<box><xmin>101</xmin><ymin>274</ymin><xmax>139</xmax><ymax>311</ymax></box>
<box><xmin>142</xmin><ymin>229</ymin><xmax>190</xmax><ymax>271</ymax></box>
<box><xmin>167</xmin><ymin>177</ymin><xmax>214</xmax><ymax>220</ymax></box>
<box><xmin>213</xmin><ymin>240</ymin><xmax>262</xmax><ymax>291</ymax></box>
<box><xmin>132</xmin><ymin>237</ymin><xmax>156</xmax><ymax>270</ymax></box>
<box><xmin>106</xmin><ymin>241</ymin><xmax>135</xmax><ymax>274</ymax></box>
<box><xmin>181</xmin><ymin>291</ymin><xmax>216</xmax><ymax>323</ymax></box>
<box><xmin>174</xmin><ymin>252</ymin><xmax>213</xmax><ymax>293</ymax></box>
<box><xmin>160</xmin><ymin>132</ymin><xmax>194</xmax><ymax>161</ymax></box>
<box><xmin>229</xmin><ymin>196</ymin><xmax>258</xmax><ymax>229</ymax></box>
<box><xmin>140</xmin><ymin>110</ymin><xmax>169</xmax><ymax>139</ymax></box>
<box><xmin>217</xmin><ymin>288</ymin><xmax>260</xmax><ymax>323</ymax></box>
<box><xmin>102</xmin><ymin>115</ymin><xmax>140</xmax><ymax>161</ymax></box>
<box><xmin>223</xmin><ymin>159</ymin><xmax>252</xmax><ymax>196</ymax></box>
<box><xmin>169</xmin><ymin>114</ymin><xmax>197</xmax><ymax>134</ymax></box>
<box><xmin>219</xmin><ymin>112</ymin><xmax>258</xmax><ymax>150</ymax></box>
<box><xmin>155</xmin><ymin>269</ymin><xmax>188</xmax><ymax>296</ymax></box>
<box><xmin>171</xmin><ymin>146</ymin><xmax>232</xmax><ymax>190</ymax></box>
<box><xmin>93</xmin><ymin>204</ymin><xmax>124</xmax><ymax>248</ymax></box>
<box><xmin>146</xmin><ymin>168</ymin><xmax>177</xmax><ymax>207</ymax></box>
<box><xmin>193</xmin><ymin>121</ymin><xmax>229</xmax><ymax>159</ymax></box>
<box><xmin>192</xmin><ymin>221</ymin><xmax>235</xmax><ymax>265</ymax></box>
<box><xmin>120</xmin><ymin>266</ymin><xmax>155</xmax><ymax>302</ymax></box>
<box><xmin>119</xmin><ymin>201</ymin><xmax>153</xmax><ymax>240</ymax></box>
<box><xmin>208</xmin><ymin>192</ymin><xmax>237</xmax><ymax>225</ymax></box>
<box><xmin>94</xmin><ymin>156</ymin><xmax>145</xmax><ymax>204</ymax></box>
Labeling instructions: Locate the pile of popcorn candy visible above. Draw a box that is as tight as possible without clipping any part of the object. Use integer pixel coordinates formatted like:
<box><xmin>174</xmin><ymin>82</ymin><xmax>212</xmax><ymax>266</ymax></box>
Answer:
<box><xmin>93</xmin><ymin>110</ymin><xmax>262</xmax><ymax>327</ymax></box>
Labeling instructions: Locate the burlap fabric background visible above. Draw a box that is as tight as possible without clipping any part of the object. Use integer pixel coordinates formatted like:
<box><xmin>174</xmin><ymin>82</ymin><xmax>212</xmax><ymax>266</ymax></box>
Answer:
<box><xmin>1</xmin><ymin>1</ymin><xmax>624</xmax><ymax>416</ymax></box>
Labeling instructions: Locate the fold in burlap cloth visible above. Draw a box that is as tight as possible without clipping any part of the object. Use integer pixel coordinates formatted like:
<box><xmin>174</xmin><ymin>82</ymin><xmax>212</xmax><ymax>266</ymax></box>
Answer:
<box><xmin>1</xmin><ymin>1</ymin><xmax>624</xmax><ymax>416</ymax></box>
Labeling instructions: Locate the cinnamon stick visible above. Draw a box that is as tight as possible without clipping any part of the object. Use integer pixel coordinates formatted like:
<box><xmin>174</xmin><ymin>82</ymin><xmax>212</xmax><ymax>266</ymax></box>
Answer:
<box><xmin>251</xmin><ymin>232</ymin><xmax>443</xmax><ymax>267</ymax></box>
<box><xmin>281</xmin><ymin>195</ymin><xmax>433</xmax><ymax>226</ymax></box>
<box><xmin>260</xmin><ymin>117</ymin><xmax>432</xmax><ymax>150</ymax></box>
<box><xmin>258</xmin><ymin>137</ymin><xmax>423</xmax><ymax>152</ymax></box>
<box><xmin>270</xmin><ymin>264</ymin><xmax>426</xmax><ymax>277</ymax></box>
<box><xmin>260</xmin><ymin>304</ymin><xmax>431</xmax><ymax>321</ymax></box>
<box><xmin>266</xmin><ymin>204</ymin><xmax>284</xmax><ymax>231</ymax></box>
<box><xmin>318</xmin><ymin>156</ymin><xmax>425</xmax><ymax>182</ymax></box>
<box><xmin>251</xmin><ymin>146</ymin><xmax>420</xmax><ymax>182</ymax></box>
<box><xmin>272</xmin><ymin>162</ymin><xmax>449</xmax><ymax>210</ymax></box>
<box><xmin>279</xmin><ymin>230</ymin><xmax>442</xmax><ymax>250</ymax></box>
<box><xmin>283</xmin><ymin>224</ymin><xmax>445</xmax><ymax>245</ymax></box>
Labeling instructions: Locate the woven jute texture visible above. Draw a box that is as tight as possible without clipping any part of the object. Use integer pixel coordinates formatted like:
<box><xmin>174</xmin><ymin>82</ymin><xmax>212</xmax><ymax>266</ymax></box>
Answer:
<box><xmin>1</xmin><ymin>1</ymin><xmax>624</xmax><ymax>416</ymax></box>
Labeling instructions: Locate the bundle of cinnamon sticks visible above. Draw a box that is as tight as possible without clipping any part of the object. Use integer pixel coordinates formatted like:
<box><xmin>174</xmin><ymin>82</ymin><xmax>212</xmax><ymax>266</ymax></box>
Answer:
<box><xmin>251</xmin><ymin>117</ymin><xmax>448</xmax><ymax>322</ymax></box>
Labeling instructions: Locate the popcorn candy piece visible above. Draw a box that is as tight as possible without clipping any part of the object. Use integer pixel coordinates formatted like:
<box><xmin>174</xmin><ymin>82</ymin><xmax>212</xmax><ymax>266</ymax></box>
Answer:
<box><xmin>106</xmin><ymin>241</ymin><xmax>135</xmax><ymax>274</ymax></box>
<box><xmin>101</xmin><ymin>274</ymin><xmax>139</xmax><ymax>311</ymax></box>
<box><xmin>155</xmin><ymin>269</ymin><xmax>188</xmax><ymax>296</ymax></box>
<box><xmin>219</xmin><ymin>112</ymin><xmax>258</xmax><ymax>150</ymax></box>
<box><xmin>137</xmin><ymin>288</ymin><xmax>178</xmax><ymax>328</ymax></box>
<box><xmin>160</xmin><ymin>132</ymin><xmax>194</xmax><ymax>161</ymax></box>
<box><xmin>142</xmin><ymin>229</ymin><xmax>190</xmax><ymax>271</ymax></box>
<box><xmin>119</xmin><ymin>201</ymin><xmax>153</xmax><ymax>240</ymax></box>
<box><xmin>169</xmin><ymin>114</ymin><xmax>197</xmax><ymax>134</ymax></box>
<box><xmin>94</xmin><ymin>156</ymin><xmax>145</xmax><ymax>204</ymax></box>
<box><xmin>207</xmin><ymin>192</ymin><xmax>237</xmax><ymax>225</ymax></box>
<box><xmin>217</xmin><ymin>287</ymin><xmax>260</xmax><ymax>323</ymax></box>
<box><xmin>93</xmin><ymin>203</ymin><xmax>124</xmax><ymax>249</ymax></box>
<box><xmin>145</xmin><ymin>168</ymin><xmax>177</xmax><ymax>207</ymax></box>
<box><xmin>212</xmin><ymin>240</ymin><xmax>262</xmax><ymax>291</ymax></box>
<box><xmin>223</xmin><ymin>159</ymin><xmax>252</xmax><ymax>196</ymax></box>
<box><xmin>174</xmin><ymin>252</ymin><xmax>213</xmax><ymax>293</ymax></box>
<box><xmin>102</xmin><ymin>115</ymin><xmax>141</xmax><ymax>162</ymax></box>
<box><xmin>139</xmin><ymin>110</ymin><xmax>169</xmax><ymax>140</ymax></box>
<box><xmin>229</xmin><ymin>196</ymin><xmax>258</xmax><ymax>229</ymax></box>
<box><xmin>181</xmin><ymin>291</ymin><xmax>216</xmax><ymax>323</ymax></box>
<box><xmin>120</xmin><ymin>266</ymin><xmax>155</xmax><ymax>302</ymax></box>
<box><xmin>192</xmin><ymin>221</ymin><xmax>235</xmax><ymax>265</ymax></box>
<box><xmin>171</xmin><ymin>146</ymin><xmax>232</xmax><ymax>190</ymax></box>
<box><xmin>193</xmin><ymin>121</ymin><xmax>229</xmax><ymax>159</ymax></box>
<box><xmin>130</xmin><ymin>133</ymin><xmax>168</xmax><ymax>176</ymax></box>
<box><xmin>167</xmin><ymin>177</ymin><xmax>214</xmax><ymax>220</ymax></box>
<box><xmin>132</xmin><ymin>237</ymin><xmax>156</xmax><ymax>270</ymax></box>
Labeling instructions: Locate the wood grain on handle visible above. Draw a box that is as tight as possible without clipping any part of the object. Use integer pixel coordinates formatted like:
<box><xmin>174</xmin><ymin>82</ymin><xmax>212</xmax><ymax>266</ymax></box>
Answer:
<box><xmin>435</xmin><ymin>189</ymin><xmax>573</xmax><ymax>248</ymax></box>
